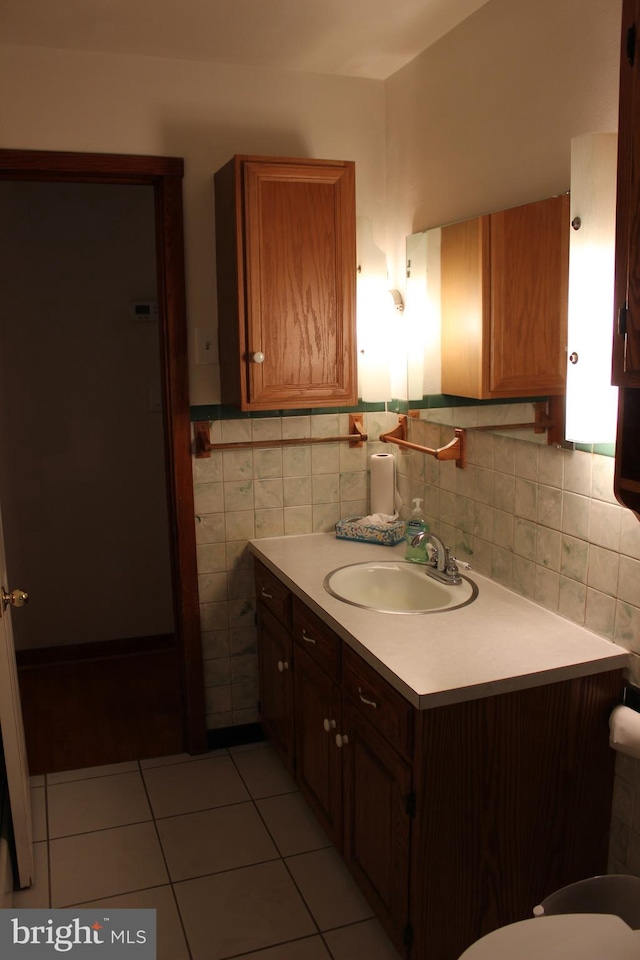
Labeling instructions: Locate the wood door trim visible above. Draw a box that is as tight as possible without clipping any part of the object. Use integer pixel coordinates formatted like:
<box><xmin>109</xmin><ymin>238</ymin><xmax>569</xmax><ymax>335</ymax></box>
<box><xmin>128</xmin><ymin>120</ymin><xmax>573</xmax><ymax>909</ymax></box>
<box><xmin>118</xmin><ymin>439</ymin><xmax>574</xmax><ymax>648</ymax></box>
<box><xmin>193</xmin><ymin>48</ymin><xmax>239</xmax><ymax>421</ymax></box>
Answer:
<box><xmin>0</xmin><ymin>148</ymin><xmax>206</xmax><ymax>755</ymax></box>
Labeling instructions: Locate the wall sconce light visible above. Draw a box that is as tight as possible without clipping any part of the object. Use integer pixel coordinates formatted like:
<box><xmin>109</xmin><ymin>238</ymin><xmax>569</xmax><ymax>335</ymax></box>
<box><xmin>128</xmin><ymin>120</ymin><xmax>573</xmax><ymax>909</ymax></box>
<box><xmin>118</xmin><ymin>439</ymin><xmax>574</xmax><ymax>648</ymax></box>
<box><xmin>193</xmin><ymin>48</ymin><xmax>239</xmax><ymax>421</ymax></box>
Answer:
<box><xmin>565</xmin><ymin>133</ymin><xmax>619</xmax><ymax>443</ymax></box>
<box><xmin>356</xmin><ymin>218</ymin><xmax>396</xmax><ymax>402</ymax></box>
<box><xmin>388</xmin><ymin>289</ymin><xmax>404</xmax><ymax>312</ymax></box>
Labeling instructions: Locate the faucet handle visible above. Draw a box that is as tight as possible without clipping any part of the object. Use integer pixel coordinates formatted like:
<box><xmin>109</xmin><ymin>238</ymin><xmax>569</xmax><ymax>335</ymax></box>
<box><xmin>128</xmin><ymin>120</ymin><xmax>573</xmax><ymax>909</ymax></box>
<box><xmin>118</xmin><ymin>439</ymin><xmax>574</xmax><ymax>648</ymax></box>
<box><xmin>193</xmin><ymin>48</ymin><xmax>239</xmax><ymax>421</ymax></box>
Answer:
<box><xmin>447</xmin><ymin>551</ymin><xmax>472</xmax><ymax>571</ymax></box>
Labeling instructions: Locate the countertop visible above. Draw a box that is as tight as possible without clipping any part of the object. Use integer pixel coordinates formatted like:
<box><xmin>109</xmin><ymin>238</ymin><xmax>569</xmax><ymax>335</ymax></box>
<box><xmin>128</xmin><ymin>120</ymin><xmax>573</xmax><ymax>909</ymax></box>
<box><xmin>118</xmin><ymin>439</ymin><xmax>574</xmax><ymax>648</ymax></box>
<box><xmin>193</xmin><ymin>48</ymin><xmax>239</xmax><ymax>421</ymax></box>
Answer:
<box><xmin>249</xmin><ymin>533</ymin><xmax>629</xmax><ymax>710</ymax></box>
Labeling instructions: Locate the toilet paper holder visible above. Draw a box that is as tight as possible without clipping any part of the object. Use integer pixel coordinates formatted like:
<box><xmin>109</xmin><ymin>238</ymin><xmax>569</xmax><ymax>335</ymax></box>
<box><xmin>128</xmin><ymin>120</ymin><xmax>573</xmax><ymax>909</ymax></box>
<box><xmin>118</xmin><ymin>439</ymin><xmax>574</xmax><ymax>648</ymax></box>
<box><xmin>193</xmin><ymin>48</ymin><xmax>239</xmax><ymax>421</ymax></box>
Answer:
<box><xmin>609</xmin><ymin>683</ymin><xmax>640</xmax><ymax>759</ymax></box>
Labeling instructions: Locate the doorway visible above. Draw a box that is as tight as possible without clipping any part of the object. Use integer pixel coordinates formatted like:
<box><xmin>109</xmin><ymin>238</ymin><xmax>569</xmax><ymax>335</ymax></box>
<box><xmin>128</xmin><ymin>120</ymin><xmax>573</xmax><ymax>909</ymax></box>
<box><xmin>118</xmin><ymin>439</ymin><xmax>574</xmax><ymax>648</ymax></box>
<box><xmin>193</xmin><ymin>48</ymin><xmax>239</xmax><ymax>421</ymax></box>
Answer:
<box><xmin>0</xmin><ymin>150</ymin><xmax>206</xmax><ymax>773</ymax></box>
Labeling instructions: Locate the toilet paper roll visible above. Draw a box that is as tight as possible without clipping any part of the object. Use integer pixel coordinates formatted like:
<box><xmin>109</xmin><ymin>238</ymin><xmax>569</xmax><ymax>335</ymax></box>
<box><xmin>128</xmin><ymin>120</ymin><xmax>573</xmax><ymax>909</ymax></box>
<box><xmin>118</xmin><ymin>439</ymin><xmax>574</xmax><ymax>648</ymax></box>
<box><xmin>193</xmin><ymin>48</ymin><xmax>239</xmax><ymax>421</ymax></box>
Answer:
<box><xmin>609</xmin><ymin>705</ymin><xmax>640</xmax><ymax>759</ymax></box>
<box><xmin>370</xmin><ymin>453</ymin><xmax>397</xmax><ymax>516</ymax></box>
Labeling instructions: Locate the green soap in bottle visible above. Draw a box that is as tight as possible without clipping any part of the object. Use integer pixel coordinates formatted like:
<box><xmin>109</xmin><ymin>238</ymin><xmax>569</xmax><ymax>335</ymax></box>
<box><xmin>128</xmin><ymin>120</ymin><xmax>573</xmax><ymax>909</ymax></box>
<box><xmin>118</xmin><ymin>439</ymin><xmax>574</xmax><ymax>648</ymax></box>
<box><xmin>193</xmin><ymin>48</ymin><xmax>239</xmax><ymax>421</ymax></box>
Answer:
<box><xmin>405</xmin><ymin>498</ymin><xmax>429</xmax><ymax>562</ymax></box>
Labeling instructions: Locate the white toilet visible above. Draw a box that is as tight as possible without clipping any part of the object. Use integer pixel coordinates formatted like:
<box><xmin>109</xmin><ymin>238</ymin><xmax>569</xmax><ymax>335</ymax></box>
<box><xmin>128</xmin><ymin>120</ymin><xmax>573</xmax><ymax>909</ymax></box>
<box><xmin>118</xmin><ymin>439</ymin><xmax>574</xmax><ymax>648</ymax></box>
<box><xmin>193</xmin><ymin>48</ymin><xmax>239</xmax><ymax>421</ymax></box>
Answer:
<box><xmin>458</xmin><ymin>875</ymin><xmax>640</xmax><ymax>959</ymax></box>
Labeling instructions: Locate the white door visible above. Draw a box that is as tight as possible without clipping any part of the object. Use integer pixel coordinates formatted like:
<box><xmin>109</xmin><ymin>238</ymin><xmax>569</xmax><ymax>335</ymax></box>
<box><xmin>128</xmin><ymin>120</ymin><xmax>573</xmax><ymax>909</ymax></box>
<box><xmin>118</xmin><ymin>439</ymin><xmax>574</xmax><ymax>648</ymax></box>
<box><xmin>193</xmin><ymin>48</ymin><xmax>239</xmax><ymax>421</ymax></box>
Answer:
<box><xmin>0</xmin><ymin>501</ymin><xmax>33</xmax><ymax>888</ymax></box>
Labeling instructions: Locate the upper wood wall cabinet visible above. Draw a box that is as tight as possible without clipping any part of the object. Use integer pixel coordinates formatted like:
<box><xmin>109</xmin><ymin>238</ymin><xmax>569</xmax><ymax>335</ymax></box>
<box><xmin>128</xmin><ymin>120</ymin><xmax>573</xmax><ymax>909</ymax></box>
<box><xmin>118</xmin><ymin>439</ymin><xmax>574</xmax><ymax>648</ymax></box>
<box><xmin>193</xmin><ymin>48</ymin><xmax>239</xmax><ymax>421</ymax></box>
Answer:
<box><xmin>214</xmin><ymin>155</ymin><xmax>357</xmax><ymax>411</ymax></box>
<box><xmin>440</xmin><ymin>195</ymin><xmax>570</xmax><ymax>400</ymax></box>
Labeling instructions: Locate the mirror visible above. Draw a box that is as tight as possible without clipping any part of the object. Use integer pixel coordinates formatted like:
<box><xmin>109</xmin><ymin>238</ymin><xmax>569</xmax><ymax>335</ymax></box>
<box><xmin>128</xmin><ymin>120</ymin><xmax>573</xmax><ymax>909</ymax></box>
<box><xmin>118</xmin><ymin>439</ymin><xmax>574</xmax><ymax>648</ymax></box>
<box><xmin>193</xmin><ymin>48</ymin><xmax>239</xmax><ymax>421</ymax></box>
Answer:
<box><xmin>404</xmin><ymin>207</ymin><xmax>568</xmax><ymax>446</ymax></box>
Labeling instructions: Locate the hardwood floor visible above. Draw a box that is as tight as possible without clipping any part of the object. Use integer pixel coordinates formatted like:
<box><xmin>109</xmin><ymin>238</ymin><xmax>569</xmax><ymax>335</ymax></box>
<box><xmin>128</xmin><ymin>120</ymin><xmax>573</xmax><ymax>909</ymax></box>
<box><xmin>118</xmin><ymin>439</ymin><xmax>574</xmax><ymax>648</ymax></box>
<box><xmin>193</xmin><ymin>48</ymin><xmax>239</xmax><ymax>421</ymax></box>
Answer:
<box><xmin>17</xmin><ymin>645</ymin><xmax>185</xmax><ymax>775</ymax></box>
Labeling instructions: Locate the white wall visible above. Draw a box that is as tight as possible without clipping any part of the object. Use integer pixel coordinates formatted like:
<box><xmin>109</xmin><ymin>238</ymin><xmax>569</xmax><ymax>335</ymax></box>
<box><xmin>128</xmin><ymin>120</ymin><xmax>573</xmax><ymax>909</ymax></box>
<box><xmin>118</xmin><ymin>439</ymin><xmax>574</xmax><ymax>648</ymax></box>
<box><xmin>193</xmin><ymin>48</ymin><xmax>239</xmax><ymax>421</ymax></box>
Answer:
<box><xmin>384</xmin><ymin>0</ymin><xmax>621</xmax><ymax>291</ymax></box>
<box><xmin>0</xmin><ymin>44</ymin><xmax>387</xmax><ymax>406</ymax></box>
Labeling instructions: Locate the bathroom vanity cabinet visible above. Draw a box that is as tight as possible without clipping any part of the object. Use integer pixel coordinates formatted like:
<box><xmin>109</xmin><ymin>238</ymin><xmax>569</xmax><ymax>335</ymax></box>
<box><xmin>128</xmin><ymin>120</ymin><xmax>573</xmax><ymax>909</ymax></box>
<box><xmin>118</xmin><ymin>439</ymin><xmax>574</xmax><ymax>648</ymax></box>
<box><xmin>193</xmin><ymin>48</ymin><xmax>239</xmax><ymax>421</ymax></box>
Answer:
<box><xmin>257</xmin><ymin>563</ymin><xmax>412</xmax><ymax>950</ymax></box>
<box><xmin>214</xmin><ymin>154</ymin><xmax>357</xmax><ymax>411</ymax></box>
<box><xmin>613</xmin><ymin>0</ymin><xmax>640</xmax><ymax>515</ymax></box>
<box><xmin>254</xmin><ymin>554</ymin><xmax>623</xmax><ymax>960</ymax></box>
<box><xmin>440</xmin><ymin>194</ymin><xmax>569</xmax><ymax>399</ymax></box>
<box><xmin>254</xmin><ymin>562</ymin><xmax>294</xmax><ymax>772</ymax></box>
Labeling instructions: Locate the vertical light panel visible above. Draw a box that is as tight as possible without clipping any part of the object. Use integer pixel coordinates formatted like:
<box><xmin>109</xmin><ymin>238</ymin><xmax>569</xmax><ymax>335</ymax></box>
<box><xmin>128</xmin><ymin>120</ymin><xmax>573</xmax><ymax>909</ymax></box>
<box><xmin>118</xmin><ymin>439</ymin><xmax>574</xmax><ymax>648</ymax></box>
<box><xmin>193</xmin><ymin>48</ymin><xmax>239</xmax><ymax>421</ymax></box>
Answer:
<box><xmin>565</xmin><ymin>133</ymin><xmax>618</xmax><ymax>443</ymax></box>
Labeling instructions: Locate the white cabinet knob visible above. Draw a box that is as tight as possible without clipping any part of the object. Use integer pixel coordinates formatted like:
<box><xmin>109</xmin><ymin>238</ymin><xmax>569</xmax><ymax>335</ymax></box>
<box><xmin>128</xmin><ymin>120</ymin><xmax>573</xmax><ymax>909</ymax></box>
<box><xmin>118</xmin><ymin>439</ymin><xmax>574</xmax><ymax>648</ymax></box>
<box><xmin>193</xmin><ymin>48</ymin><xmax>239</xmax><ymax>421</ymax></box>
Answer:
<box><xmin>251</xmin><ymin>351</ymin><xmax>265</xmax><ymax>363</ymax></box>
<box><xmin>335</xmin><ymin>733</ymin><xmax>349</xmax><ymax>748</ymax></box>
<box><xmin>277</xmin><ymin>660</ymin><xmax>289</xmax><ymax>672</ymax></box>
<box><xmin>323</xmin><ymin>718</ymin><xmax>336</xmax><ymax>732</ymax></box>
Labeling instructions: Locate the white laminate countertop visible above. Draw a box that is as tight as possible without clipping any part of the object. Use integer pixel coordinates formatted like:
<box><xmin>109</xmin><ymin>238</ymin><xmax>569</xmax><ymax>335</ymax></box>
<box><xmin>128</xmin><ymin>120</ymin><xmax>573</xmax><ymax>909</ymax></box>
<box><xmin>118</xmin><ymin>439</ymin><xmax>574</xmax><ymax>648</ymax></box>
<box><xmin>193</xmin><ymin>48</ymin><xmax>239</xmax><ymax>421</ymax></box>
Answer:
<box><xmin>249</xmin><ymin>533</ymin><xmax>629</xmax><ymax>710</ymax></box>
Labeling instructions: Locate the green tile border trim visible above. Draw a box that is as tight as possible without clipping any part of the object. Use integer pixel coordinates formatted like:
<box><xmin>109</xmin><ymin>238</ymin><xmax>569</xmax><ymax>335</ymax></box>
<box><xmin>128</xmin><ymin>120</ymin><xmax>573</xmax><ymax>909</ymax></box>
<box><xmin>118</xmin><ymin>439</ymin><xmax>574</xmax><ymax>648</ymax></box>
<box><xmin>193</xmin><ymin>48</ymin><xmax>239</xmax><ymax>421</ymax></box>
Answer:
<box><xmin>190</xmin><ymin>397</ymin><xmax>617</xmax><ymax>459</ymax></box>
<box><xmin>406</xmin><ymin>394</ymin><xmax>550</xmax><ymax>410</ymax></box>
<box><xmin>190</xmin><ymin>400</ymin><xmax>386</xmax><ymax>421</ymax></box>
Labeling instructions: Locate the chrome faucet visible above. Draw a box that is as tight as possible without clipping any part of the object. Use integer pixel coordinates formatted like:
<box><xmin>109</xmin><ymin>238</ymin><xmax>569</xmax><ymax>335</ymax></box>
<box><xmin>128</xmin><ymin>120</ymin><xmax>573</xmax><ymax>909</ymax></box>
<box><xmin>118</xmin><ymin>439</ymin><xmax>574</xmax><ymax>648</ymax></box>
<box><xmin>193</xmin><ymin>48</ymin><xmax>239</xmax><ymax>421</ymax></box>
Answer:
<box><xmin>410</xmin><ymin>531</ymin><xmax>469</xmax><ymax>585</ymax></box>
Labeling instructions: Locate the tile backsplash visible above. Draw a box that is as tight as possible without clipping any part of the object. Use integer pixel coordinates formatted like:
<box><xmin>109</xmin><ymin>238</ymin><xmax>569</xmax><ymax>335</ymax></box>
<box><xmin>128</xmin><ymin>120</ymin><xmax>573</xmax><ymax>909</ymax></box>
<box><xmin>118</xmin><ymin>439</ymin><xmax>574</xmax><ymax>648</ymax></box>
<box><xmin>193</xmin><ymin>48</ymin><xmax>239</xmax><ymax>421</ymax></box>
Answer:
<box><xmin>192</xmin><ymin>410</ymin><xmax>398</xmax><ymax>730</ymax></box>
<box><xmin>192</xmin><ymin>406</ymin><xmax>640</xmax><ymax>876</ymax></box>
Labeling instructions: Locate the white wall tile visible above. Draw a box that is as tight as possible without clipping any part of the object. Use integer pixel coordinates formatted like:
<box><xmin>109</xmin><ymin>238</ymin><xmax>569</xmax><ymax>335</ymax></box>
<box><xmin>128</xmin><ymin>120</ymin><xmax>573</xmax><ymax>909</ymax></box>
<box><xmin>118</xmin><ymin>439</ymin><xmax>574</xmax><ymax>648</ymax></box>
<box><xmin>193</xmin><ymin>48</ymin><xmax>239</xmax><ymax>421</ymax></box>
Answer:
<box><xmin>618</xmin><ymin>556</ymin><xmax>640</xmax><ymax>614</ymax></box>
<box><xmin>588</xmin><ymin>545</ymin><xmax>620</xmax><ymax>598</ymax></box>
<box><xmin>560</xmin><ymin>535</ymin><xmax>589</xmax><ymax>583</ymax></box>
<box><xmin>590</xmin><ymin>499</ymin><xmax>622</xmax><ymax>552</ymax></box>
<box><xmin>562</xmin><ymin>492</ymin><xmax>591</xmax><ymax>540</ymax></box>
<box><xmin>515</xmin><ymin>440</ymin><xmax>539</xmax><ymax>481</ymax></box>
<box><xmin>564</xmin><ymin>449</ymin><xmax>593</xmax><ymax>496</ymax></box>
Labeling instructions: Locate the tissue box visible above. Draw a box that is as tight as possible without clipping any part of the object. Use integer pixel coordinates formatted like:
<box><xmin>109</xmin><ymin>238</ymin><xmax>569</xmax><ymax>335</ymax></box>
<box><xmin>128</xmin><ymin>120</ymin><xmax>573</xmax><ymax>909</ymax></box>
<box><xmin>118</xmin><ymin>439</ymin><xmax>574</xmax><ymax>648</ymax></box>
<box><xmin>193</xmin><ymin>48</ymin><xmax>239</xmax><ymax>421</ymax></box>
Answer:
<box><xmin>335</xmin><ymin>517</ymin><xmax>405</xmax><ymax>546</ymax></box>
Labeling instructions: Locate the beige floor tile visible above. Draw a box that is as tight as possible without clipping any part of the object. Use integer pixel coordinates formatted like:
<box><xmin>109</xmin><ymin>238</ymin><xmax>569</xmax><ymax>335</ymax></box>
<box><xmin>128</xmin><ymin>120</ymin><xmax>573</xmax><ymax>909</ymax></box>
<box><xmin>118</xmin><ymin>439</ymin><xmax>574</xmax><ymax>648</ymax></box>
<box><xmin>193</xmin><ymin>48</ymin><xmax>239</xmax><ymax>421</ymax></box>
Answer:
<box><xmin>143</xmin><ymin>754</ymin><xmax>249</xmax><ymax>818</ymax></box>
<box><xmin>48</xmin><ymin>771</ymin><xmax>151</xmax><ymax>838</ymax></box>
<box><xmin>232</xmin><ymin>937</ymin><xmax>332</xmax><ymax>960</ymax></box>
<box><xmin>50</xmin><ymin>822</ymin><xmax>168</xmax><ymax>907</ymax></box>
<box><xmin>232</xmin><ymin>746</ymin><xmax>297</xmax><ymax>799</ymax></box>
<box><xmin>72</xmin><ymin>885</ymin><xmax>190</xmax><ymax>960</ymax></box>
<box><xmin>174</xmin><ymin>860</ymin><xmax>316</xmax><ymax>960</ymax></box>
<box><xmin>140</xmin><ymin>748</ymin><xmax>226</xmax><ymax>769</ymax></box>
<box><xmin>228</xmin><ymin>741</ymin><xmax>270</xmax><ymax>755</ymax></box>
<box><xmin>12</xmin><ymin>841</ymin><xmax>49</xmax><ymax>908</ymax></box>
<box><xmin>324</xmin><ymin>919</ymin><xmax>402</xmax><ymax>959</ymax></box>
<box><xmin>256</xmin><ymin>792</ymin><xmax>331</xmax><ymax>857</ymax></box>
<box><xmin>47</xmin><ymin>760</ymin><xmax>140</xmax><ymax>785</ymax></box>
<box><xmin>31</xmin><ymin>786</ymin><xmax>47</xmax><ymax>842</ymax></box>
<box><xmin>157</xmin><ymin>802</ymin><xmax>278</xmax><ymax>881</ymax></box>
<box><xmin>286</xmin><ymin>847</ymin><xmax>374</xmax><ymax>931</ymax></box>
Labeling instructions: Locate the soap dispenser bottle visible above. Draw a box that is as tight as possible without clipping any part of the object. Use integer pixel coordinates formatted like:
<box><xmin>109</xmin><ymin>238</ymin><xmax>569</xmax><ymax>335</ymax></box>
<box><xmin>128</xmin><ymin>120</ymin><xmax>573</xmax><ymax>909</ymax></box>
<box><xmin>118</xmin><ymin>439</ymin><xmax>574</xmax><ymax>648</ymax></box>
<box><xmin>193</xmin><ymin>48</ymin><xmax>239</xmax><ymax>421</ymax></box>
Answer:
<box><xmin>405</xmin><ymin>498</ymin><xmax>429</xmax><ymax>562</ymax></box>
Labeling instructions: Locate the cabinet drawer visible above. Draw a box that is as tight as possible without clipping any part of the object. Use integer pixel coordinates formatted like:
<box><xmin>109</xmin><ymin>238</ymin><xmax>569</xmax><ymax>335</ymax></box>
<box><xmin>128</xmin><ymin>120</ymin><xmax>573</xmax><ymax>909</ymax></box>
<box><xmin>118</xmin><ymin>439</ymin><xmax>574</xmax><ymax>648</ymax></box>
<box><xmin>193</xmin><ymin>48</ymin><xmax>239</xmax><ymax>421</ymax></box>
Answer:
<box><xmin>255</xmin><ymin>561</ymin><xmax>291</xmax><ymax>629</ymax></box>
<box><xmin>342</xmin><ymin>645</ymin><xmax>414</xmax><ymax>761</ymax></box>
<box><xmin>292</xmin><ymin>597</ymin><xmax>341</xmax><ymax>682</ymax></box>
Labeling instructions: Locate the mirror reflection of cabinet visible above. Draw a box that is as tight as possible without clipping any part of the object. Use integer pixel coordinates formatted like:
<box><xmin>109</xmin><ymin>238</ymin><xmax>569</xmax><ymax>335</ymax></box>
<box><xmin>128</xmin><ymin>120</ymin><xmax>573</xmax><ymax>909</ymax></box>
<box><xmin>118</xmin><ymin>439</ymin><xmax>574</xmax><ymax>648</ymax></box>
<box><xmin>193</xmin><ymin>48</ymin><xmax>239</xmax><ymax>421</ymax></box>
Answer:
<box><xmin>440</xmin><ymin>195</ymin><xmax>570</xmax><ymax>400</ymax></box>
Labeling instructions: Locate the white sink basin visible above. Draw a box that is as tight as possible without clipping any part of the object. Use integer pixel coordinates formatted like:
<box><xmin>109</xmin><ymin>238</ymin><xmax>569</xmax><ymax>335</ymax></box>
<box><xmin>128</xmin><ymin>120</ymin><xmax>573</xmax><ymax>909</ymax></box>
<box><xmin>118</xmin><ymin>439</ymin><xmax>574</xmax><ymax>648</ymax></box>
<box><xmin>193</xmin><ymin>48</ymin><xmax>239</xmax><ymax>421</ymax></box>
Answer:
<box><xmin>323</xmin><ymin>560</ymin><xmax>477</xmax><ymax>614</ymax></box>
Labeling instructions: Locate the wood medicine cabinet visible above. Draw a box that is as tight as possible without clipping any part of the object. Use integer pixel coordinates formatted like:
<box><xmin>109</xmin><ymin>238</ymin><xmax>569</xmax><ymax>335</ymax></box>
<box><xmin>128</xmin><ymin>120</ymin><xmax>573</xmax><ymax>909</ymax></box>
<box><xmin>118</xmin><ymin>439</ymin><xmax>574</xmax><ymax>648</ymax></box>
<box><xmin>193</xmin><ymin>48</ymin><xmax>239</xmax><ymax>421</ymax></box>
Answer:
<box><xmin>214</xmin><ymin>155</ymin><xmax>357</xmax><ymax>411</ymax></box>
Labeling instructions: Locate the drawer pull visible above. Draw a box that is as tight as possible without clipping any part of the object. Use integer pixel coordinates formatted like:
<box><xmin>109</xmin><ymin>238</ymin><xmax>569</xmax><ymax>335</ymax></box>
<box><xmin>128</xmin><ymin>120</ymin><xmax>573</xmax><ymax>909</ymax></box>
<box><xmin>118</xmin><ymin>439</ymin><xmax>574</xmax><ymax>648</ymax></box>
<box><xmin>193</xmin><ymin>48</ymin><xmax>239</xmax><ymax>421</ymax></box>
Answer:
<box><xmin>358</xmin><ymin>687</ymin><xmax>378</xmax><ymax>709</ymax></box>
<box><xmin>335</xmin><ymin>733</ymin><xmax>349</xmax><ymax>748</ymax></box>
<box><xmin>323</xmin><ymin>718</ymin><xmax>336</xmax><ymax>732</ymax></box>
<box><xmin>261</xmin><ymin>588</ymin><xmax>274</xmax><ymax>599</ymax></box>
<box><xmin>277</xmin><ymin>660</ymin><xmax>289</xmax><ymax>672</ymax></box>
<box><xmin>301</xmin><ymin>629</ymin><xmax>316</xmax><ymax>645</ymax></box>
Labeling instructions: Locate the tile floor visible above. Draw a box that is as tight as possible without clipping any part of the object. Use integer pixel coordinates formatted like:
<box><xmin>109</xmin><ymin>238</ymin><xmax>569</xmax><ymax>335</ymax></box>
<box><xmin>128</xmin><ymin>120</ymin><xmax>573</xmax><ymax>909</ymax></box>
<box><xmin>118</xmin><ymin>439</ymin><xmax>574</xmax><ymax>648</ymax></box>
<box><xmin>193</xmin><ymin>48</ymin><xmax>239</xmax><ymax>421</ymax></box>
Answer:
<box><xmin>19</xmin><ymin>741</ymin><xmax>402</xmax><ymax>960</ymax></box>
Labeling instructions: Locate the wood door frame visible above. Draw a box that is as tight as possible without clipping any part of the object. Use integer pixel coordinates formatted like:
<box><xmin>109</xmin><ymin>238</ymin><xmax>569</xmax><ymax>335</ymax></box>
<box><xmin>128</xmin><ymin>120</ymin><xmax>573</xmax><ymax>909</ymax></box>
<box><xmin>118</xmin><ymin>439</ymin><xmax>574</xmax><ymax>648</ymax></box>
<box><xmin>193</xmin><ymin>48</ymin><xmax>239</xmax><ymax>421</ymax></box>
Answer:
<box><xmin>0</xmin><ymin>148</ymin><xmax>206</xmax><ymax>755</ymax></box>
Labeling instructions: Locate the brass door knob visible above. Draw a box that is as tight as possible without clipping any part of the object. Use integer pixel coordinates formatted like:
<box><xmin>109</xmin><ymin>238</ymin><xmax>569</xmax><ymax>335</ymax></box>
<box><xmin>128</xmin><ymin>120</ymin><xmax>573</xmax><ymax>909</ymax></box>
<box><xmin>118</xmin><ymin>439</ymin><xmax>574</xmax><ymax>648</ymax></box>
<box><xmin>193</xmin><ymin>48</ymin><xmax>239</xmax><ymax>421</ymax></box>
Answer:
<box><xmin>2</xmin><ymin>588</ymin><xmax>29</xmax><ymax>610</ymax></box>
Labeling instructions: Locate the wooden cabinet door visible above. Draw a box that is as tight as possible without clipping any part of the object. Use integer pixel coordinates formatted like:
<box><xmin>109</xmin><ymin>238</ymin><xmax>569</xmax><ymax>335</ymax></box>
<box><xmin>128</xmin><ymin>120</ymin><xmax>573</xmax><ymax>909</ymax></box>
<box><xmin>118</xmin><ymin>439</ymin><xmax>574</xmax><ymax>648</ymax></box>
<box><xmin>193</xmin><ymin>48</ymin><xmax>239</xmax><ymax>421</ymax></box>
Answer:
<box><xmin>215</xmin><ymin>155</ymin><xmax>357</xmax><ymax>411</ymax></box>
<box><xmin>342</xmin><ymin>699</ymin><xmax>412</xmax><ymax>955</ymax></box>
<box><xmin>293</xmin><ymin>644</ymin><xmax>343</xmax><ymax>848</ymax></box>
<box><xmin>441</xmin><ymin>196</ymin><xmax>569</xmax><ymax>399</ymax></box>
<box><xmin>613</xmin><ymin>0</ymin><xmax>640</xmax><ymax>385</ymax></box>
<box><xmin>257</xmin><ymin>605</ymin><xmax>294</xmax><ymax>774</ymax></box>
<box><xmin>440</xmin><ymin>215</ymin><xmax>490</xmax><ymax>399</ymax></box>
<box><xmin>490</xmin><ymin>195</ymin><xmax>569</xmax><ymax>397</ymax></box>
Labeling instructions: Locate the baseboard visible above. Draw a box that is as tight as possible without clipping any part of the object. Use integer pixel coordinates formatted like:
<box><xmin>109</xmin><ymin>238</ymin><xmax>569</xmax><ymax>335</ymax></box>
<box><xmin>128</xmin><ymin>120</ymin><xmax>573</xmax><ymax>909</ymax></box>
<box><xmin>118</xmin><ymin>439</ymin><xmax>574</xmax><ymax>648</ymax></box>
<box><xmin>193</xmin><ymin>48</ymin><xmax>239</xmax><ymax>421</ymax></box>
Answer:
<box><xmin>16</xmin><ymin>634</ymin><xmax>175</xmax><ymax>668</ymax></box>
<box><xmin>206</xmin><ymin>723</ymin><xmax>266</xmax><ymax>751</ymax></box>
